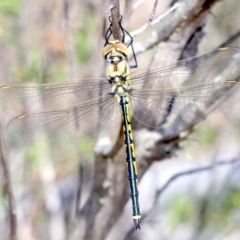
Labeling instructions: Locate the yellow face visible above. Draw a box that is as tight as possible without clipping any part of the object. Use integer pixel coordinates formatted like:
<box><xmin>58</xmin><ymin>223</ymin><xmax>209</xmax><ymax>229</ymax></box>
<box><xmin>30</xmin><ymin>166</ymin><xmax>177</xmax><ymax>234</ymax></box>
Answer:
<box><xmin>102</xmin><ymin>40</ymin><xmax>129</xmax><ymax>59</ymax></box>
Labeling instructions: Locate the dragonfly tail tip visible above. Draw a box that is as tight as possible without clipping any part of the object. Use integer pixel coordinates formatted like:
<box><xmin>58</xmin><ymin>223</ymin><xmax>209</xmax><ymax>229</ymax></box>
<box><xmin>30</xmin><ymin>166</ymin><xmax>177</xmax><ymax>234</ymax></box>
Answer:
<box><xmin>133</xmin><ymin>219</ymin><xmax>141</xmax><ymax>230</ymax></box>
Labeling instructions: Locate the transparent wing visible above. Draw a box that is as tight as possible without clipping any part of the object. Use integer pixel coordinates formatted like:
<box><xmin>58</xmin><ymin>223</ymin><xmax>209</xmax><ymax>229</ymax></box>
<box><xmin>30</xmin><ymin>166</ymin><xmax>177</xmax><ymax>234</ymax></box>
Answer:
<box><xmin>0</xmin><ymin>78</ymin><xmax>110</xmax><ymax>113</ymax></box>
<box><xmin>3</xmin><ymin>47</ymin><xmax>240</xmax><ymax>143</ymax></box>
<box><xmin>130</xmin><ymin>47</ymin><xmax>240</xmax><ymax>132</ymax></box>
<box><xmin>7</xmin><ymin>94</ymin><xmax>122</xmax><ymax>144</ymax></box>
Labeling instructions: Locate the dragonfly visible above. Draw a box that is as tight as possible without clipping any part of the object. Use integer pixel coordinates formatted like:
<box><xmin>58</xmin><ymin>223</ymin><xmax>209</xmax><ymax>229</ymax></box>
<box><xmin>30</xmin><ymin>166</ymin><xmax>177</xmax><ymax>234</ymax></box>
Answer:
<box><xmin>1</xmin><ymin>22</ymin><xmax>240</xmax><ymax>230</ymax></box>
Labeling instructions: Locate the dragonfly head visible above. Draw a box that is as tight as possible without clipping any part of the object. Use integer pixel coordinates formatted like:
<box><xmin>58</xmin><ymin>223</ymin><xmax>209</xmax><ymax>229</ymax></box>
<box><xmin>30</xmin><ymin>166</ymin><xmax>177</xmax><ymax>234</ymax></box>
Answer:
<box><xmin>102</xmin><ymin>40</ymin><xmax>129</xmax><ymax>64</ymax></box>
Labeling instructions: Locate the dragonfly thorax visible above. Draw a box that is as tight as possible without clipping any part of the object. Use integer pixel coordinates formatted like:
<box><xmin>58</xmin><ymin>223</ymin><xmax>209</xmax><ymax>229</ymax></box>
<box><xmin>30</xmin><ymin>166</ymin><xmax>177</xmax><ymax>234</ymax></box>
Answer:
<box><xmin>103</xmin><ymin>40</ymin><xmax>131</xmax><ymax>103</ymax></box>
<box><xmin>109</xmin><ymin>72</ymin><xmax>131</xmax><ymax>102</ymax></box>
<box><xmin>103</xmin><ymin>40</ymin><xmax>130</xmax><ymax>77</ymax></box>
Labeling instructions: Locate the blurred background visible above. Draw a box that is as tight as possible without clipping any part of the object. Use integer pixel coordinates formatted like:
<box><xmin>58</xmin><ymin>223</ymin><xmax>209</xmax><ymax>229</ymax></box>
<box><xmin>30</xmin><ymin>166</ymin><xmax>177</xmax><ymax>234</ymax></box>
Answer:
<box><xmin>1</xmin><ymin>0</ymin><xmax>240</xmax><ymax>240</ymax></box>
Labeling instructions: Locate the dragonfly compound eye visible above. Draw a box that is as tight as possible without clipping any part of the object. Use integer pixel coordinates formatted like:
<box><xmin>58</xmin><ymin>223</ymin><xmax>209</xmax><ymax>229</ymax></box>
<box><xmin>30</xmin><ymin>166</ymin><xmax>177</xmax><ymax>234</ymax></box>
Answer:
<box><xmin>102</xmin><ymin>40</ymin><xmax>129</xmax><ymax>60</ymax></box>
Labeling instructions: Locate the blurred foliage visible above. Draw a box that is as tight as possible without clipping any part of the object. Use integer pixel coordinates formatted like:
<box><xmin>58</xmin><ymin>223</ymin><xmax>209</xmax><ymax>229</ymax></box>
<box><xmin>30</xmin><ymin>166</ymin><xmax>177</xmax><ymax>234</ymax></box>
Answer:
<box><xmin>9</xmin><ymin>49</ymin><xmax>68</xmax><ymax>84</ymax></box>
<box><xmin>74</xmin><ymin>11</ymin><xmax>97</xmax><ymax>64</ymax></box>
<box><xmin>79</xmin><ymin>137</ymin><xmax>95</xmax><ymax>165</ymax></box>
<box><xmin>9</xmin><ymin>49</ymin><xmax>44</xmax><ymax>83</ymax></box>
<box><xmin>0</xmin><ymin>0</ymin><xmax>22</xmax><ymax>17</ymax></box>
<box><xmin>205</xmin><ymin>187</ymin><xmax>240</xmax><ymax>228</ymax></box>
<box><xmin>0</xmin><ymin>0</ymin><xmax>22</xmax><ymax>45</ymax></box>
<box><xmin>166</xmin><ymin>184</ymin><xmax>240</xmax><ymax>236</ymax></box>
<box><xmin>198</xmin><ymin>125</ymin><xmax>218</xmax><ymax>149</ymax></box>
<box><xmin>167</xmin><ymin>194</ymin><xmax>196</xmax><ymax>228</ymax></box>
<box><xmin>24</xmin><ymin>145</ymin><xmax>41</xmax><ymax>168</ymax></box>
<box><xmin>180</xmin><ymin>124</ymin><xmax>218</xmax><ymax>160</ymax></box>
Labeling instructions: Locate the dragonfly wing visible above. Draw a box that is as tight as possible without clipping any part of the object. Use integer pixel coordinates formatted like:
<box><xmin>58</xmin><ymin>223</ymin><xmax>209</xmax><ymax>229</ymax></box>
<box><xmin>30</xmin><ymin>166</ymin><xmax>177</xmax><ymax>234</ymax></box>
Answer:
<box><xmin>130</xmin><ymin>47</ymin><xmax>240</xmax><ymax>132</ymax></box>
<box><xmin>0</xmin><ymin>78</ymin><xmax>110</xmax><ymax>113</ymax></box>
<box><xmin>7</xmin><ymin>94</ymin><xmax>122</xmax><ymax>144</ymax></box>
<box><xmin>129</xmin><ymin>47</ymin><xmax>240</xmax><ymax>88</ymax></box>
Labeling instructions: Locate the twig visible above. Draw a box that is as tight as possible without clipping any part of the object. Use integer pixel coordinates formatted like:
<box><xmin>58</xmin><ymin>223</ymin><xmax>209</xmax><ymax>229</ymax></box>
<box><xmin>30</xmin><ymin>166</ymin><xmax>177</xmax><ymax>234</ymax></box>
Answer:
<box><xmin>0</xmin><ymin>131</ymin><xmax>17</xmax><ymax>240</ymax></box>
<box><xmin>131</xmin><ymin>0</ymin><xmax>220</xmax><ymax>55</ymax></box>
<box><xmin>132</xmin><ymin>0</ymin><xmax>219</xmax><ymax>56</ymax></box>
<box><xmin>218</xmin><ymin>29</ymin><xmax>240</xmax><ymax>48</ymax></box>
<box><xmin>62</xmin><ymin>0</ymin><xmax>77</xmax><ymax>80</ymax></box>
<box><xmin>142</xmin><ymin>158</ymin><xmax>240</xmax><ymax>225</ymax></box>
<box><xmin>157</xmin><ymin>158</ymin><xmax>240</xmax><ymax>198</ymax></box>
<box><xmin>130</xmin><ymin>3</ymin><xmax>179</xmax><ymax>38</ymax></box>
<box><xmin>105</xmin><ymin>2</ymin><xmax>116</xmax><ymax>13</ymax></box>
<box><xmin>148</xmin><ymin>0</ymin><xmax>159</xmax><ymax>24</ymax></box>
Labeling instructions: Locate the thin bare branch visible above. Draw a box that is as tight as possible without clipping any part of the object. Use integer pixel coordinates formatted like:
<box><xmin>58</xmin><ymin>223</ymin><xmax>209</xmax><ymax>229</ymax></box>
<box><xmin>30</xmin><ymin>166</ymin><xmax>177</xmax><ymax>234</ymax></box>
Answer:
<box><xmin>142</xmin><ymin>158</ymin><xmax>240</xmax><ymax>224</ymax></box>
<box><xmin>62</xmin><ymin>0</ymin><xmax>77</xmax><ymax>80</ymax></box>
<box><xmin>105</xmin><ymin>3</ymin><xmax>115</xmax><ymax>13</ymax></box>
<box><xmin>218</xmin><ymin>29</ymin><xmax>240</xmax><ymax>48</ymax></box>
<box><xmin>132</xmin><ymin>0</ymin><xmax>218</xmax><ymax>56</ymax></box>
<box><xmin>0</xmin><ymin>130</ymin><xmax>17</xmax><ymax>240</ymax></box>
<box><xmin>130</xmin><ymin>3</ymin><xmax>179</xmax><ymax>38</ymax></box>
<box><xmin>159</xmin><ymin>158</ymin><xmax>240</xmax><ymax>196</ymax></box>
<box><xmin>148</xmin><ymin>0</ymin><xmax>159</xmax><ymax>24</ymax></box>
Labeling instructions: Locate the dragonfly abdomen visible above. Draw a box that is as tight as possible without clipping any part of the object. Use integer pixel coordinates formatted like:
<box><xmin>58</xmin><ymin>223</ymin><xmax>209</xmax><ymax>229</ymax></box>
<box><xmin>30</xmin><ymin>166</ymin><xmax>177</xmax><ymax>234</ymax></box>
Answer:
<box><xmin>120</xmin><ymin>95</ymin><xmax>141</xmax><ymax>229</ymax></box>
